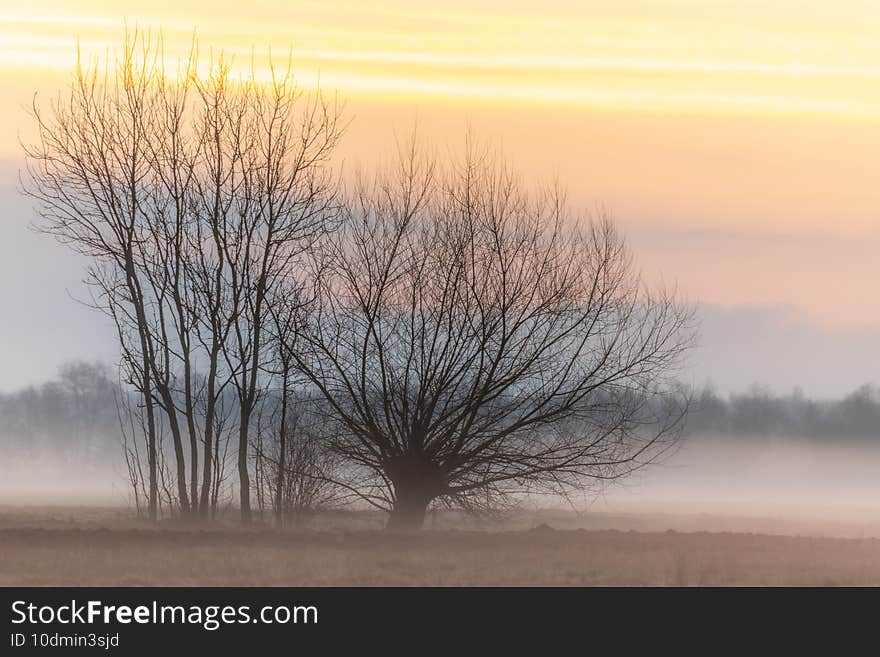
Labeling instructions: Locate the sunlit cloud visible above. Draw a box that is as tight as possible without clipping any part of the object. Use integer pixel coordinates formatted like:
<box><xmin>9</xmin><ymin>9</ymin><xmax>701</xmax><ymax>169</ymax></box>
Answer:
<box><xmin>5</xmin><ymin>3</ymin><xmax>880</xmax><ymax>118</ymax></box>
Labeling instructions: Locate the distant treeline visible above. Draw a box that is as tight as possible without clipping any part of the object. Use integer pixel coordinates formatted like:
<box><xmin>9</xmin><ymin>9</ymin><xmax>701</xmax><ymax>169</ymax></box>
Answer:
<box><xmin>687</xmin><ymin>385</ymin><xmax>880</xmax><ymax>440</ymax></box>
<box><xmin>0</xmin><ymin>361</ymin><xmax>121</xmax><ymax>470</ymax></box>
<box><xmin>3</xmin><ymin>363</ymin><xmax>880</xmax><ymax>477</ymax></box>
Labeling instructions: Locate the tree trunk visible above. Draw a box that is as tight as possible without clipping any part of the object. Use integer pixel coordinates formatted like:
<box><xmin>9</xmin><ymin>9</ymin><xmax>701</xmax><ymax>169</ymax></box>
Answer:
<box><xmin>183</xmin><ymin>362</ymin><xmax>199</xmax><ymax>518</ymax></box>
<box><xmin>386</xmin><ymin>483</ymin><xmax>434</xmax><ymax>530</ymax></box>
<box><xmin>275</xmin><ymin>368</ymin><xmax>289</xmax><ymax>530</ymax></box>
<box><xmin>126</xmin><ymin>263</ymin><xmax>158</xmax><ymax>522</ymax></box>
<box><xmin>199</xmin><ymin>399</ymin><xmax>214</xmax><ymax>518</ymax></box>
<box><xmin>199</xmin><ymin>341</ymin><xmax>221</xmax><ymax>518</ymax></box>
<box><xmin>275</xmin><ymin>423</ymin><xmax>286</xmax><ymax>530</ymax></box>
<box><xmin>238</xmin><ymin>409</ymin><xmax>252</xmax><ymax>525</ymax></box>
<box><xmin>385</xmin><ymin>450</ymin><xmax>446</xmax><ymax>531</ymax></box>
<box><xmin>385</xmin><ymin>453</ymin><xmax>445</xmax><ymax>530</ymax></box>
<box><xmin>143</xmin><ymin>380</ymin><xmax>158</xmax><ymax>523</ymax></box>
<box><xmin>158</xmin><ymin>388</ymin><xmax>190</xmax><ymax>517</ymax></box>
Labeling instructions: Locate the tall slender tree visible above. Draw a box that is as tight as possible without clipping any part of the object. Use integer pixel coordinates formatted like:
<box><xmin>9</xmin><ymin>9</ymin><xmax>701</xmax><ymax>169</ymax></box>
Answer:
<box><xmin>23</xmin><ymin>29</ymin><xmax>343</xmax><ymax>522</ymax></box>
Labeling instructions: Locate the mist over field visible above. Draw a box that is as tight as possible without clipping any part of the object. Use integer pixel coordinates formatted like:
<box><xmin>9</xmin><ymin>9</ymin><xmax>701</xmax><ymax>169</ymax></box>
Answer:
<box><xmin>8</xmin><ymin>434</ymin><xmax>880</xmax><ymax>546</ymax></box>
<box><xmin>4</xmin><ymin>364</ymin><xmax>880</xmax><ymax>538</ymax></box>
<box><xmin>597</xmin><ymin>437</ymin><xmax>880</xmax><ymax>533</ymax></box>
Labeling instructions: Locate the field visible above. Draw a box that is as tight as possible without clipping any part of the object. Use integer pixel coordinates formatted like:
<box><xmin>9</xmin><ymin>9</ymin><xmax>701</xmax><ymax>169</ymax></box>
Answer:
<box><xmin>3</xmin><ymin>507</ymin><xmax>880</xmax><ymax>586</ymax></box>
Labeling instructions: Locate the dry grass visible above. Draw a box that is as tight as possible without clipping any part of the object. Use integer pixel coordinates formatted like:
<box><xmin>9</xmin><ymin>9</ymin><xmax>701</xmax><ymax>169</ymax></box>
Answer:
<box><xmin>2</xmin><ymin>514</ymin><xmax>880</xmax><ymax>585</ymax></box>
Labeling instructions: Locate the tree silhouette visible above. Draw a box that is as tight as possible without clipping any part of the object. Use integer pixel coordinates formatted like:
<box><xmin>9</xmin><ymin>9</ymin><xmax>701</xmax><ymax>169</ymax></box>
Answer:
<box><xmin>293</xmin><ymin>141</ymin><xmax>694</xmax><ymax>529</ymax></box>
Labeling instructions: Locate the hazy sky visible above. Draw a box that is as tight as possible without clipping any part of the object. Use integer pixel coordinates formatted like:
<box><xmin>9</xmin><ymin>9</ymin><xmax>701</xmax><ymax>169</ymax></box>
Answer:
<box><xmin>2</xmin><ymin>2</ymin><xmax>880</xmax><ymax>394</ymax></box>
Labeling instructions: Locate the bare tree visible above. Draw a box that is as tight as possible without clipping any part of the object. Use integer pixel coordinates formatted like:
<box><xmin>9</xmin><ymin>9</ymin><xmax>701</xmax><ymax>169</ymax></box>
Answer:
<box><xmin>254</xmin><ymin>396</ymin><xmax>345</xmax><ymax>527</ymax></box>
<box><xmin>293</xmin><ymin>141</ymin><xmax>695</xmax><ymax>529</ymax></box>
<box><xmin>255</xmin><ymin>282</ymin><xmax>344</xmax><ymax>527</ymax></box>
<box><xmin>22</xmin><ymin>34</ymin><xmax>166</xmax><ymax>519</ymax></box>
<box><xmin>22</xmin><ymin>29</ymin><xmax>344</xmax><ymax>523</ymax></box>
<box><xmin>214</xmin><ymin>65</ymin><xmax>342</xmax><ymax>524</ymax></box>
<box><xmin>260</xmin><ymin>279</ymin><xmax>308</xmax><ymax>528</ymax></box>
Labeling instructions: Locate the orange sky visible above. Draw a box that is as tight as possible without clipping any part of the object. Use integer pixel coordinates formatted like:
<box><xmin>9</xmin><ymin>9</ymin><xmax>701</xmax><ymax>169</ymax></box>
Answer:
<box><xmin>3</xmin><ymin>1</ymin><xmax>880</xmax><ymax>330</ymax></box>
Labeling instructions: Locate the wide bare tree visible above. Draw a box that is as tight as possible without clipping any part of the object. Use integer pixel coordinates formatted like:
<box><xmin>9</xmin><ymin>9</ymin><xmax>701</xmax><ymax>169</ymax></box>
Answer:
<box><xmin>294</xmin><ymin>142</ymin><xmax>694</xmax><ymax>529</ymax></box>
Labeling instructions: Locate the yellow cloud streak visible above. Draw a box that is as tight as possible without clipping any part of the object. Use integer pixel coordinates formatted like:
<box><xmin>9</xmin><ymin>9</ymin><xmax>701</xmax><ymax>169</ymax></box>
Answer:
<box><xmin>4</xmin><ymin>4</ymin><xmax>880</xmax><ymax>119</ymax></box>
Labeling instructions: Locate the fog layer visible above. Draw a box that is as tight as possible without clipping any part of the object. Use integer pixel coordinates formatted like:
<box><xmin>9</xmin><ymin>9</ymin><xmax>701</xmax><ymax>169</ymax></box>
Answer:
<box><xmin>4</xmin><ymin>366</ymin><xmax>880</xmax><ymax>537</ymax></box>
